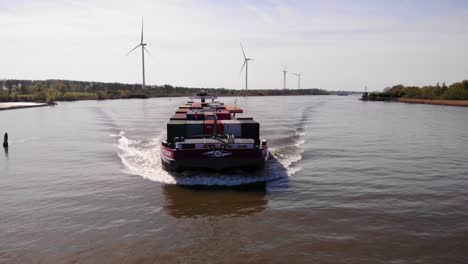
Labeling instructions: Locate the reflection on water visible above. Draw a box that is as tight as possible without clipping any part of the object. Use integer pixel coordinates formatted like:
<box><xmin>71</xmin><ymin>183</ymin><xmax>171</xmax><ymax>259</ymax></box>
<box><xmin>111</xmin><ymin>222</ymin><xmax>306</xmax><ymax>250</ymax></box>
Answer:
<box><xmin>161</xmin><ymin>153</ymin><xmax>288</xmax><ymax>219</ymax></box>
<box><xmin>163</xmin><ymin>184</ymin><xmax>268</xmax><ymax>218</ymax></box>
<box><xmin>162</xmin><ymin>183</ymin><xmax>268</xmax><ymax>218</ymax></box>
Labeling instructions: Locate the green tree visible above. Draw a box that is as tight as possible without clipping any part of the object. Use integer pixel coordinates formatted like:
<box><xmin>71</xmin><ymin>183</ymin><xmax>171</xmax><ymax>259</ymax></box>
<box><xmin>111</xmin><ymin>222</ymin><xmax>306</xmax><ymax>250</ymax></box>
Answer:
<box><xmin>463</xmin><ymin>80</ymin><xmax>468</xmax><ymax>91</ymax></box>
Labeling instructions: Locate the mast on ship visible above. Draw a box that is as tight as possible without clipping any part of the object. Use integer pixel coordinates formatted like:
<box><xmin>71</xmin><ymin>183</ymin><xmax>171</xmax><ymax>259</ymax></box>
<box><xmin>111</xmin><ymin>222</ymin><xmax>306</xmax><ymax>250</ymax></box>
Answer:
<box><xmin>213</xmin><ymin>105</ymin><xmax>218</xmax><ymax>137</ymax></box>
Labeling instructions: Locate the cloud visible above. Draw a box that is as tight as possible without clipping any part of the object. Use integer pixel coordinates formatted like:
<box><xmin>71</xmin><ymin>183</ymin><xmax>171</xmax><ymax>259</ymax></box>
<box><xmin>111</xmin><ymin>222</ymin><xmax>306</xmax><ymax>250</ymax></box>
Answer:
<box><xmin>0</xmin><ymin>0</ymin><xmax>467</xmax><ymax>90</ymax></box>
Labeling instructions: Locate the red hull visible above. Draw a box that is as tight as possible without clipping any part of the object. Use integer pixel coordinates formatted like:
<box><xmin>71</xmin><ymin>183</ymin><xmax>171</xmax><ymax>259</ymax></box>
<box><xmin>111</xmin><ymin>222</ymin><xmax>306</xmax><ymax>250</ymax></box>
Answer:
<box><xmin>161</xmin><ymin>145</ymin><xmax>269</xmax><ymax>171</ymax></box>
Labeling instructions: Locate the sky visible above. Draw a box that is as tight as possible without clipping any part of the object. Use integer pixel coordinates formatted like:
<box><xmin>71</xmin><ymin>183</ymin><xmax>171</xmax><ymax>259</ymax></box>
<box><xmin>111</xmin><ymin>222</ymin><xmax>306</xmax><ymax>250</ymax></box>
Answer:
<box><xmin>0</xmin><ymin>0</ymin><xmax>467</xmax><ymax>91</ymax></box>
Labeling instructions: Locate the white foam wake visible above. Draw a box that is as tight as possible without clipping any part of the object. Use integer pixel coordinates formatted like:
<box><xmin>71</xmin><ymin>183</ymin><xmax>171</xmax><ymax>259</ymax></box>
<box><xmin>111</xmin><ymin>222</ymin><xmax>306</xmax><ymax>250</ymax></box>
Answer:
<box><xmin>113</xmin><ymin>131</ymin><xmax>301</xmax><ymax>186</ymax></box>
<box><xmin>115</xmin><ymin>132</ymin><xmax>175</xmax><ymax>184</ymax></box>
<box><xmin>270</xmin><ymin>127</ymin><xmax>306</xmax><ymax>174</ymax></box>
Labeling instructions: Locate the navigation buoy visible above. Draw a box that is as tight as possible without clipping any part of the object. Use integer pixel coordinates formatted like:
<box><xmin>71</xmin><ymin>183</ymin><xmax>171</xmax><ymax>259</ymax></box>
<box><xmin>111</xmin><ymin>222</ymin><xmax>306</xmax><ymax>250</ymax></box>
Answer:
<box><xmin>3</xmin><ymin>133</ymin><xmax>8</xmax><ymax>148</ymax></box>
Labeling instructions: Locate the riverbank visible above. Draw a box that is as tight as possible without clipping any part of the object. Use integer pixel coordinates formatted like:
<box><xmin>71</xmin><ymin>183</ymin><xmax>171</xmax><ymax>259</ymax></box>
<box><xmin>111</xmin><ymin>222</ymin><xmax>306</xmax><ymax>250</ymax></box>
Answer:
<box><xmin>363</xmin><ymin>80</ymin><xmax>468</xmax><ymax>104</ymax></box>
<box><xmin>0</xmin><ymin>102</ymin><xmax>53</xmax><ymax>111</ymax></box>
<box><xmin>1</xmin><ymin>79</ymin><xmax>329</xmax><ymax>102</ymax></box>
<box><xmin>398</xmin><ymin>98</ymin><xmax>468</xmax><ymax>107</ymax></box>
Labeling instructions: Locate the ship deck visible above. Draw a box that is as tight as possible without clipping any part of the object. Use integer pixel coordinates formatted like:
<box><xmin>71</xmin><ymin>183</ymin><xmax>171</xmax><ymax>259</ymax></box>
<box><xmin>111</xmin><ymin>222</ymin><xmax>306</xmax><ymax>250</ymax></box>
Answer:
<box><xmin>161</xmin><ymin>94</ymin><xmax>267</xmax><ymax>171</ymax></box>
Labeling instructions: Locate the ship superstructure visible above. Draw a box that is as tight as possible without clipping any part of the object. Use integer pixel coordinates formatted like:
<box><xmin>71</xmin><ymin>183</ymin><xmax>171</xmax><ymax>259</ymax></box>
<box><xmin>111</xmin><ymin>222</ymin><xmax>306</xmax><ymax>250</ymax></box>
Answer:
<box><xmin>161</xmin><ymin>93</ymin><xmax>268</xmax><ymax>171</ymax></box>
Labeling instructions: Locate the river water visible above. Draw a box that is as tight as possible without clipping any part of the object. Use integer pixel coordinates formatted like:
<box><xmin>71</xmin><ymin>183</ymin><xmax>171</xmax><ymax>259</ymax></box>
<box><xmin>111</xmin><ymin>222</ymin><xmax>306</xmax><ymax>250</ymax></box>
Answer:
<box><xmin>1</xmin><ymin>96</ymin><xmax>467</xmax><ymax>263</ymax></box>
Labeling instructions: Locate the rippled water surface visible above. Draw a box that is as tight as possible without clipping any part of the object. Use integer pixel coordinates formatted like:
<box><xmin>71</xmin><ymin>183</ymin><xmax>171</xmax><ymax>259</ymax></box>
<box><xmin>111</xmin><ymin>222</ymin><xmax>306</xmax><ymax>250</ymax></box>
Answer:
<box><xmin>1</xmin><ymin>96</ymin><xmax>467</xmax><ymax>263</ymax></box>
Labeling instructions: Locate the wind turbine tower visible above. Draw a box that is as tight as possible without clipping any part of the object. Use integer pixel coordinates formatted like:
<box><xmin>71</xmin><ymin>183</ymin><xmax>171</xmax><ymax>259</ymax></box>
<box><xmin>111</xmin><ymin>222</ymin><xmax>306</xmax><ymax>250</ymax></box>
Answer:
<box><xmin>293</xmin><ymin>73</ymin><xmax>302</xmax><ymax>89</ymax></box>
<box><xmin>240</xmin><ymin>43</ymin><xmax>253</xmax><ymax>90</ymax></box>
<box><xmin>126</xmin><ymin>17</ymin><xmax>151</xmax><ymax>90</ymax></box>
<box><xmin>282</xmin><ymin>67</ymin><xmax>288</xmax><ymax>89</ymax></box>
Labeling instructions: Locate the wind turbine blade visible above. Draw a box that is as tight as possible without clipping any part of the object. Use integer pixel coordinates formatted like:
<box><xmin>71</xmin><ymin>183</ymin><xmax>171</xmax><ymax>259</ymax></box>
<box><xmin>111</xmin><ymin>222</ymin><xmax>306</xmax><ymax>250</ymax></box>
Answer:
<box><xmin>240</xmin><ymin>60</ymin><xmax>247</xmax><ymax>75</ymax></box>
<box><xmin>144</xmin><ymin>46</ymin><xmax>151</xmax><ymax>56</ymax></box>
<box><xmin>240</xmin><ymin>43</ymin><xmax>247</xmax><ymax>60</ymax></box>
<box><xmin>140</xmin><ymin>17</ymin><xmax>144</xmax><ymax>44</ymax></box>
<box><xmin>126</xmin><ymin>44</ymin><xmax>141</xmax><ymax>56</ymax></box>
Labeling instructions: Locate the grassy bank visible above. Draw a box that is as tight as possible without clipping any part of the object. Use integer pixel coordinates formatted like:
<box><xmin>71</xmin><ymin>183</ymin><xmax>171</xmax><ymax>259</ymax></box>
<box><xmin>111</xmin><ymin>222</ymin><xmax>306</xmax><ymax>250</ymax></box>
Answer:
<box><xmin>0</xmin><ymin>79</ymin><xmax>328</xmax><ymax>103</ymax></box>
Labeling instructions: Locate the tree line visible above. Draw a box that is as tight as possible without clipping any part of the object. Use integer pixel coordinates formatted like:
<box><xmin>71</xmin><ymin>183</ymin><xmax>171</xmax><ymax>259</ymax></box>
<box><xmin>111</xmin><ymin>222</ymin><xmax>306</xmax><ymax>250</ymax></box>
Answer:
<box><xmin>0</xmin><ymin>79</ymin><xmax>328</xmax><ymax>103</ymax></box>
<box><xmin>367</xmin><ymin>80</ymin><xmax>468</xmax><ymax>101</ymax></box>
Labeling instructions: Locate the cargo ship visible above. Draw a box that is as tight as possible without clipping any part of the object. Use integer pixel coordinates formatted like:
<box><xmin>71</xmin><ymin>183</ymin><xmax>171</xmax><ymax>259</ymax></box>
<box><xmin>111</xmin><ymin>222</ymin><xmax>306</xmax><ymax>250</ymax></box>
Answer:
<box><xmin>161</xmin><ymin>93</ymin><xmax>268</xmax><ymax>171</ymax></box>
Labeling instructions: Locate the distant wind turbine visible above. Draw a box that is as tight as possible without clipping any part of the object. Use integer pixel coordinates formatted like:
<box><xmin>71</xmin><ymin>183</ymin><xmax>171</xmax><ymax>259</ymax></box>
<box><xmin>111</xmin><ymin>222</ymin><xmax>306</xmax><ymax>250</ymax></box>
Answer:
<box><xmin>293</xmin><ymin>73</ymin><xmax>302</xmax><ymax>89</ymax></box>
<box><xmin>282</xmin><ymin>67</ymin><xmax>288</xmax><ymax>89</ymax></box>
<box><xmin>240</xmin><ymin>43</ymin><xmax>253</xmax><ymax>90</ymax></box>
<box><xmin>126</xmin><ymin>17</ymin><xmax>151</xmax><ymax>90</ymax></box>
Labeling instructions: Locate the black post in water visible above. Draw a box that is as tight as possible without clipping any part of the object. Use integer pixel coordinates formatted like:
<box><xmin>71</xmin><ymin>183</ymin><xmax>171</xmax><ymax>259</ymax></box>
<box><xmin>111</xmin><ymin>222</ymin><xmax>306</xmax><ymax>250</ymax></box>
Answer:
<box><xmin>3</xmin><ymin>133</ymin><xmax>8</xmax><ymax>148</ymax></box>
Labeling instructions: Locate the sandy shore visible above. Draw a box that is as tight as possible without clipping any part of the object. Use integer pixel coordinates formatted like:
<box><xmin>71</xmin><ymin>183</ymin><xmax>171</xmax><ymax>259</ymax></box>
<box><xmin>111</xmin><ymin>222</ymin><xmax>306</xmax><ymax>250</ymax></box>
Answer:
<box><xmin>398</xmin><ymin>98</ymin><xmax>468</xmax><ymax>107</ymax></box>
<box><xmin>0</xmin><ymin>102</ymin><xmax>51</xmax><ymax>111</ymax></box>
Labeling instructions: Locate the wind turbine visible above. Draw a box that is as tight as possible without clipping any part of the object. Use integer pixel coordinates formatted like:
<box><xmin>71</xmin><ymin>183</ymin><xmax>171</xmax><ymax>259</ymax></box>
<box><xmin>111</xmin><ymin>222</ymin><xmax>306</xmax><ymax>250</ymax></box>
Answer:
<box><xmin>126</xmin><ymin>17</ymin><xmax>151</xmax><ymax>90</ymax></box>
<box><xmin>282</xmin><ymin>67</ymin><xmax>288</xmax><ymax>89</ymax></box>
<box><xmin>293</xmin><ymin>73</ymin><xmax>302</xmax><ymax>89</ymax></box>
<box><xmin>240</xmin><ymin>43</ymin><xmax>253</xmax><ymax>90</ymax></box>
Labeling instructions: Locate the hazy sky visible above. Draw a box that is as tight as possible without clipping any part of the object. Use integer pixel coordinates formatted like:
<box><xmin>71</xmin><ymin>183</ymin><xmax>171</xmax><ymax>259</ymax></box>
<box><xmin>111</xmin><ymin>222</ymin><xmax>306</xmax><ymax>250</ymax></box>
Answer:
<box><xmin>1</xmin><ymin>0</ymin><xmax>467</xmax><ymax>91</ymax></box>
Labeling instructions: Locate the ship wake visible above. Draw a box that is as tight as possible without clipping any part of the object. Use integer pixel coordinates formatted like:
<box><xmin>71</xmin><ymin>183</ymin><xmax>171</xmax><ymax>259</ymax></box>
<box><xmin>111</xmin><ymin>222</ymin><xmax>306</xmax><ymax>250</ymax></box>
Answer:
<box><xmin>269</xmin><ymin>127</ymin><xmax>306</xmax><ymax>175</ymax></box>
<box><xmin>114</xmin><ymin>102</ymin><xmax>312</xmax><ymax>186</ymax></box>
<box><xmin>114</xmin><ymin>129</ymin><xmax>304</xmax><ymax>186</ymax></box>
<box><xmin>267</xmin><ymin>104</ymin><xmax>311</xmax><ymax>175</ymax></box>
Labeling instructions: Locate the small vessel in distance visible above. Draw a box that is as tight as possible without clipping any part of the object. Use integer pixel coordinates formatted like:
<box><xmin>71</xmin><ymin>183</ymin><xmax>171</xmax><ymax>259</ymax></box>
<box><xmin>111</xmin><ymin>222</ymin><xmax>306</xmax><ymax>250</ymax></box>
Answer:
<box><xmin>161</xmin><ymin>93</ymin><xmax>268</xmax><ymax>171</ymax></box>
<box><xmin>336</xmin><ymin>91</ymin><xmax>350</xmax><ymax>96</ymax></box>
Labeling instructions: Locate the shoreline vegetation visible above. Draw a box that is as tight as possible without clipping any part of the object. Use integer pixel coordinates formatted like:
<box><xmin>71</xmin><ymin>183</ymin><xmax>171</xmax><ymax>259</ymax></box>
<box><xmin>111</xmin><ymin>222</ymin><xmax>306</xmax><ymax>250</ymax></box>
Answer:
<box><xmin>363</xmin><ymin>80</ymin><xmax>468</xmax><ymax>107</ymax></box>
<box><xmin>397</xmin><ymin>98</ymin><xmax>468</xmax><ymax>107</ymax></box>
<box><xmin>0</xmin><ymin>79</ymin><xmax>328</xmax><ymax>104</ymax></box>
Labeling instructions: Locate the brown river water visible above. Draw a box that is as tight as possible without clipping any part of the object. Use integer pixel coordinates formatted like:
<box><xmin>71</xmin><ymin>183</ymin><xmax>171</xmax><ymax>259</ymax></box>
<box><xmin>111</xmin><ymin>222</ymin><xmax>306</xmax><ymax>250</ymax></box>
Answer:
<box><xmin>1</xmin><ymin>95</ymin><xmax>467</xmax><ymax>263</ymax></box>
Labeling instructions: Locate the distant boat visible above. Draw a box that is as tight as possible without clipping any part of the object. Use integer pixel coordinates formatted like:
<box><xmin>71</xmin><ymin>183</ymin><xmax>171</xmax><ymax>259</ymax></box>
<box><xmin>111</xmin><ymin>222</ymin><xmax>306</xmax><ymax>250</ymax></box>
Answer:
<box><xmin>336</xmin><ymin>91</ymin><xmax>350</xmax><ymax>96</ymax></box>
